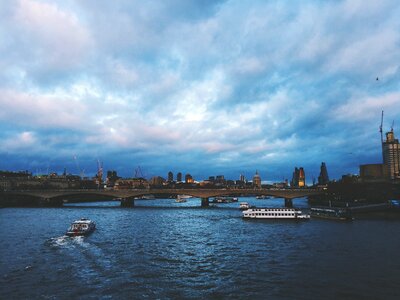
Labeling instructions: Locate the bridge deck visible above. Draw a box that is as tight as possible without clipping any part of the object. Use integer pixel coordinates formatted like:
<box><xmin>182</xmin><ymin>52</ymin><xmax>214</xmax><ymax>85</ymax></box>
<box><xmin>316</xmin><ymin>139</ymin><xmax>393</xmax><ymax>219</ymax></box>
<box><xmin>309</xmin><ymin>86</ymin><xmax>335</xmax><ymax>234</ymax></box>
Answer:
<box><xmin>1</xmin><ymin>188</ymin><xmax>322</xmax><ymax>200</ymax></box>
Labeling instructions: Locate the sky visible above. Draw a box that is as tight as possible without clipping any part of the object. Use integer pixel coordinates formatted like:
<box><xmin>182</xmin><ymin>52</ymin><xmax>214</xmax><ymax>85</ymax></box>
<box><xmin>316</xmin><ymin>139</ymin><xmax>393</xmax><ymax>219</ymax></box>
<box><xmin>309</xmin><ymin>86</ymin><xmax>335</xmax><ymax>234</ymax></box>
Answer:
<box><xmin>0</xmin><ymin>0</ymin><xmax>400</xmax><ymax>182</ymax></box>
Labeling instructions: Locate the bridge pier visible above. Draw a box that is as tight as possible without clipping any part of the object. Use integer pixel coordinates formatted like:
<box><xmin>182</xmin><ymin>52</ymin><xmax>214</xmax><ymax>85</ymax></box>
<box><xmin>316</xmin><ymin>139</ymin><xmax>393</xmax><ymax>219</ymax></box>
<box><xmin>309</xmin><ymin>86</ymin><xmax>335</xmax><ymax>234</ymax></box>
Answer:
<box><xmin>38</xmin><ymin>197</ymin><xmax>63</xmax><ymax>207</ymax></box>
<box><xmin>120</xmin><ymin>198</ymin><xmax>135</xmax><ymax>208</ymax></box>
<box><xmin>38</xmin><ymin>197</ymin><xmax>50</xmax><ymax>207</ymax></box>
<box><xmin>201</xmin><ymin>197</ymin><xmax>209</xmax><ymax>207</ymax></box>
<box><xmin>284</xmin><ymin>198</ymin><xmax>293</xmax><ymax>208</ymax></box>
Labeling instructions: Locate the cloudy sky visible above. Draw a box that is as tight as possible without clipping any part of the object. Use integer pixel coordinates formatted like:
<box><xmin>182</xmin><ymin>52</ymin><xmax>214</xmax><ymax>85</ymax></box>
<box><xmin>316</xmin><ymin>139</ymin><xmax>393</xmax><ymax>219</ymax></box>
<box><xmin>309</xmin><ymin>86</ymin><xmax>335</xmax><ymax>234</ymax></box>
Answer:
<box><xmin>0</xmin><ymin>0</ymin><xmax>399</xmax><ymax>182</ymax></box>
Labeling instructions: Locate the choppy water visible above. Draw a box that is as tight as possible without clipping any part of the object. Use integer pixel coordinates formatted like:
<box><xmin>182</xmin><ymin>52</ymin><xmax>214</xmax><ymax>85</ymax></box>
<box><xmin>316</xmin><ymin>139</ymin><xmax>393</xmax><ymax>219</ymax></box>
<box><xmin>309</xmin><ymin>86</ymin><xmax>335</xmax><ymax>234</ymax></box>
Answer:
<box><xmin>1</xmin><ymin>197</ymin><xmax>400</xmax><ymax>299</ymax></box>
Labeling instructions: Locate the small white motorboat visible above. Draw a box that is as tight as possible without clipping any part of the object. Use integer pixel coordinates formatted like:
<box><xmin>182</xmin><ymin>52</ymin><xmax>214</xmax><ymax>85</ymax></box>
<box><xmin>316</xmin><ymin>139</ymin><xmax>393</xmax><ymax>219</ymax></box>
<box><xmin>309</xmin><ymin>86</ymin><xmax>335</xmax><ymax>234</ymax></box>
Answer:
<box><xmin>66</xmin><ymin>218</ymin><xmax>96</xmax><ymax>236</ymax></box>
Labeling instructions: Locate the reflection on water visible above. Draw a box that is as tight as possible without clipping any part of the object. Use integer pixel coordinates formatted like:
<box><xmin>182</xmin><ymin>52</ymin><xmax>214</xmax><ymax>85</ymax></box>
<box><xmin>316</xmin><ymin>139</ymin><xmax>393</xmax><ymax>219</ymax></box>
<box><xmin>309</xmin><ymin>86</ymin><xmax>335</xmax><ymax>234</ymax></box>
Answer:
<box><xmin>1</xmin><ymin>197</ymin><xmax>400</xmax><ymax>299</ymax></box>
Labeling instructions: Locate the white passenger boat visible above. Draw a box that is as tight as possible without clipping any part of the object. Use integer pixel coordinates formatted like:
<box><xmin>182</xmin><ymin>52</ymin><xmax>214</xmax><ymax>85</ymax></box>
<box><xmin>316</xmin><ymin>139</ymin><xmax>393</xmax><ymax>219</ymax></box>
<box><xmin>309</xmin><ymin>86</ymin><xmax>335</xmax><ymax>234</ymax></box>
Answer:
<box><xmin>310</xmin><ymin>207</ymin><xmax>353</xmax><ymax>221</ymax></box>
<box><xmin>66</xmin><ymin>218</ymin><xmax>96</xmax><ymax>236</ymax></box>
<box><xmin>242</xmin><ymin>208</ymin><xmax>310</xmax><ymax>219</ymax></box>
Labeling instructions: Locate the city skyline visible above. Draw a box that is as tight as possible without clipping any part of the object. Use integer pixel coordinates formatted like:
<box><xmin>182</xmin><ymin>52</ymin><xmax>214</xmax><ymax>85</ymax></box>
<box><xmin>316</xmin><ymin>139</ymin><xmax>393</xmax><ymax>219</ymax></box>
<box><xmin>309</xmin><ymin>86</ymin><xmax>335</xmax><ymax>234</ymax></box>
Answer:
<box><xmin>1</xmin><ymin>0</ymin><xmax>400</xmax><ymax>181</ymax></box>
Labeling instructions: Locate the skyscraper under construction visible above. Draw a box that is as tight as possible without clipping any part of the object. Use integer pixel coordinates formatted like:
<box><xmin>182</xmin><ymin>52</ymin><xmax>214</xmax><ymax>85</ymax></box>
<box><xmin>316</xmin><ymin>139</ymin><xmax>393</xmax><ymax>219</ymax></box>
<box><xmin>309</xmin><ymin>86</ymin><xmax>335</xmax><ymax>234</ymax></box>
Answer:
<box><xmin>382</xmin><ymin>129</ymin><xmax>400</xmax><ymax>180</ymax></box>
<box><xmin>360</xmin><ymin>113</ymin><xmax>400</xmax><ymax>182</ymax></box>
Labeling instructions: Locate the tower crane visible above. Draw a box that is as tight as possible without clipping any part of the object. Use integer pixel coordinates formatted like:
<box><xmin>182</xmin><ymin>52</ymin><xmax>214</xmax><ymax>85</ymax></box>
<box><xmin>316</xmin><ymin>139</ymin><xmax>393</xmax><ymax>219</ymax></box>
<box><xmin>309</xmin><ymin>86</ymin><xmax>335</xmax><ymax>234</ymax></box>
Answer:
<box><xmin>96</xmin><ymin>159</ymin><xmax>103</xmax><ymax>189</ymax></box>
<box><xmin>73</xmin><ymin>155</ymin><xmax>85</xmax><ymax>178</ymax></box>
<box><xmin>97</xmin><ymin>160</ymin><xmax>103</xmax><ymax>180</ymax></box>
<box><xmin>134</xmin><ymin>166</ymin><xmax>145</xmax><ymax>178</ymax></box>
<box><xmin>380</xmin><ymin>110</ymin><xmax>384</xmax><ymax>143</ymax></box>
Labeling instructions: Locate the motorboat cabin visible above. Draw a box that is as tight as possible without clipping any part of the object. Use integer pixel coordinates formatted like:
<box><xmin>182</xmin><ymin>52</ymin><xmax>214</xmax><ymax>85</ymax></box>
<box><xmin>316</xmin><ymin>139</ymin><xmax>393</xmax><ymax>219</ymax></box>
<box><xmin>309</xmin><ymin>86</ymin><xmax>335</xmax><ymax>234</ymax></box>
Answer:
<box><xmin>66</xmin><ymin>218</ymin><xmax>96</xmax><ymax>236</ymax></box>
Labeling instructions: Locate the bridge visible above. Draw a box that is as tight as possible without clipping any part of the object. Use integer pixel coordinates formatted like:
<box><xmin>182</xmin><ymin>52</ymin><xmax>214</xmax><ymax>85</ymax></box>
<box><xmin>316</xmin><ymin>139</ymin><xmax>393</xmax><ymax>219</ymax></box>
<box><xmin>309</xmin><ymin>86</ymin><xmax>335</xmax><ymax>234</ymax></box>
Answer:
<box><xmin>0</xmin><ymin>188</ymin><xmax>322</xmax><ymax>208</ymax></box>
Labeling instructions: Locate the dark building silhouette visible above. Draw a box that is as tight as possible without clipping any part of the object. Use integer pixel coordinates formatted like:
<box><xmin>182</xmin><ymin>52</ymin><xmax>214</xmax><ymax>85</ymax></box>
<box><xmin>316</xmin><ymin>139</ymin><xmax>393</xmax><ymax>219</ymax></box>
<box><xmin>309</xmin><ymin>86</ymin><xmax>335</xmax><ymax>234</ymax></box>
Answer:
<box><xmin>360</xmin><ymin>164</ymin><xmax>386</xmax><ymax>181</ymax></box>
<box><xmin>215</xmin><ymin>175</ymin><xmax>226</xmax><ymax>186</ymax></box>
<box><xmin>318</xmin><ymin>162</ymin><xmax>329</xmax><ymax>185</ymax></box>
<box><xmin>239</xmin><ymin>174</ymin><xmax>245</xmax><ymax>182</ymax></box>
<box><xmin>253</xmin><ymin>170</ymin><xmax>261</xmax><ymax>189</ymax></box>
<box><xmin>106</xmin><ymin>170</ymin><xmax>118</xmax><ymax>180</ymax></box>
<box><xmin>106</xmin><ymin>170</ymin><xmax>120</xmax><ymax>188</ymax></box>
<box><xmin>291</xmin><ymin>167</ymin><xmax>299</xmax><ymax>187</ymax></box>
<box><xmin>149</xmin><ymin>176</ymin><xmax>165</xmax><ymax>187</ymax></box>
<box><xmin>291</xmin><ymin>167</ymin><xmax>305</xmax><ymax>187</ymax></box>
<box><xmin>185</xmin><ymin>173</ymin><xmax>193</xmax><ymax>183</ymax></box>
<box><xmin>176</xmin><ymin>172</ymin><xmax>182</xmax><ymax>182</ymax></box>
<box><xmin>298</xmin><ymin>167</ymin><xmax>305</xmax><ymax>187</ymax></box>
<box><xmin>167</xmin><ymin>171</ymin><xmax>173</xmax><ymax>182</ymax></box>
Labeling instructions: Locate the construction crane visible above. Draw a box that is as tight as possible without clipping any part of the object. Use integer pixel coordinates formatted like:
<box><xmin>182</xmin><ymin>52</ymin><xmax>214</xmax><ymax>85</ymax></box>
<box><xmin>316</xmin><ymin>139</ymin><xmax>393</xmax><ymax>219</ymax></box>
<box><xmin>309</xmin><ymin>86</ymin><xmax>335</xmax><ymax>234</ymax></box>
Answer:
<box><xmin>96</xmin><ymin>159</ymin><xmax>103</xmax><ymax>189</ymax></box>
<box><xmin>380</xmin><ymin>111</ymin><xmax>385</xmax><ymax>163</ymax></box>
<box><xmin>73</xmin><ymin>155</ymin><xmax>85</xmax><ymax>178</ymax></box>
<box><xmin>134</xmin><ymin>166</ymin><xmax>145</xmax><ymax>179</ymax></box>
<box><xmin>379</xmin><ymin>110</ymin><xmax>384</xmax><ymax>143</ymax></box>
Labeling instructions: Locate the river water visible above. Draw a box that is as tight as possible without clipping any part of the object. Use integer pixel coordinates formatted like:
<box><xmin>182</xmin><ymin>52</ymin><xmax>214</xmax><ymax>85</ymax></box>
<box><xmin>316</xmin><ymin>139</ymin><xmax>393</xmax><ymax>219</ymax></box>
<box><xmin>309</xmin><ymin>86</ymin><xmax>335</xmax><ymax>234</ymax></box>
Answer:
<box><xmin>1</xmin><ymin>197</ymin><xmax>399</xmax><ymax>299</ymax></box>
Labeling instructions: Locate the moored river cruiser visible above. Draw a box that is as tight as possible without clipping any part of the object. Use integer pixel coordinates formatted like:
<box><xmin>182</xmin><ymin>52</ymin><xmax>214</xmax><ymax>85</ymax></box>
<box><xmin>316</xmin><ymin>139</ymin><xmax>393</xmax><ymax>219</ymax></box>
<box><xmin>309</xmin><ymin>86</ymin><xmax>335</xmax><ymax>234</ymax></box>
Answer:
<box><xmin>310</xmin><ymin>207</ymin><xmax>353</xmax><ymax>221</ymax></box>
<box><xmin>211</xmin><ymin>196</ymin><xmax>238</xmax><ymax>203</ymax></box>
<box><xmin>242</xmin><ymin>208</ymin><xmax>310</xmax><ymax>219</ymax></box>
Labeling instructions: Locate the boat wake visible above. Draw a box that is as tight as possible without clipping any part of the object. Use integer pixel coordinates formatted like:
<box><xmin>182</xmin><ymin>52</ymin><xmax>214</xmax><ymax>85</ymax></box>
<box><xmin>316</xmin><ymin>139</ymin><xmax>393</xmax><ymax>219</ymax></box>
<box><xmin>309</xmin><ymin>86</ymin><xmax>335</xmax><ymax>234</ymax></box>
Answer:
<box><xmin>46</xmin><ymin>235</ymin><xmax>88</xmax><ymax>249</ymax></box>
<box><xmin>46</xmin><ymin>235</ymin><xmax>115</xmax><ymax>272</ymax></box>
<box><xmin>43</xmin><ymin>235</ymin><xmax>115</xmax><ymax>286</ymax></box>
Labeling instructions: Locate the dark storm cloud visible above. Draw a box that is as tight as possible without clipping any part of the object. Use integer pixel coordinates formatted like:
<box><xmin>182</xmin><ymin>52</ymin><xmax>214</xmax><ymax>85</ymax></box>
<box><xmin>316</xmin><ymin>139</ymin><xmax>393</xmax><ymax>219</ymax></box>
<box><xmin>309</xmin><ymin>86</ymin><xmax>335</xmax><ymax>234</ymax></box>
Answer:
<box><xmin>0</xmin><ymin>0</ymin><xmax>399</xmax><ymax>181</ymax></box>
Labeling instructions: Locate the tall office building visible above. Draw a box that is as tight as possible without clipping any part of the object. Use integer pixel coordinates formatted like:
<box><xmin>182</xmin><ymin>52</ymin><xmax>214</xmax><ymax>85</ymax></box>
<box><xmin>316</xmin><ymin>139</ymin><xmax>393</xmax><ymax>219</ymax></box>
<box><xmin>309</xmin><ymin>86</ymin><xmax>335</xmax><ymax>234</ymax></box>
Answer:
<box><xmin>239</xmin><ymin>174</ymin><xmax>245</xmax><ymax>182</ymax></box>
<box><xmin>298</xmin><ymin>167</ymin><xmax>305</xmax><ymax>187</ymax></box>
<box><xmin>177</xmin><ymin>172</ymin><xmax>182</xmax><ymax>182</ymax></box>
<box><xmin>167</xmin><ymin>171</ymin><xmax>173</xmax><ymax>182</ymax></box>
<box><xmin>291</xmin><ymin>167</ymin><xmax>299</xmax><ymax>187</ymax></box>
<box><xmin>382</xmin><ymin>129</ymin><xmax>400</xmax><ymax>180</ymax></box>
<box><xmin>291</xmin><ymin>167</ymin><xmax>306</xmax><ymax>187</ymax></box>
<box><xmin>318</xmin><ymin>162</ymin><xmax>329</xmax><ymax>185</ymax></box>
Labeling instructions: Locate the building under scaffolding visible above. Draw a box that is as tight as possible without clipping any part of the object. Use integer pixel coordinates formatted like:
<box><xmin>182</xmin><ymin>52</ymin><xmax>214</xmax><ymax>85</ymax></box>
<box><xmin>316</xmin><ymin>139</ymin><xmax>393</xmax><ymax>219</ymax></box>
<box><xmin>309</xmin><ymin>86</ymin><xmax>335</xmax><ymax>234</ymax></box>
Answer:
<box><xmin>382</xmin><ymin>129</ymin><xmax>400</xmax><ymax>180</ymax></box>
